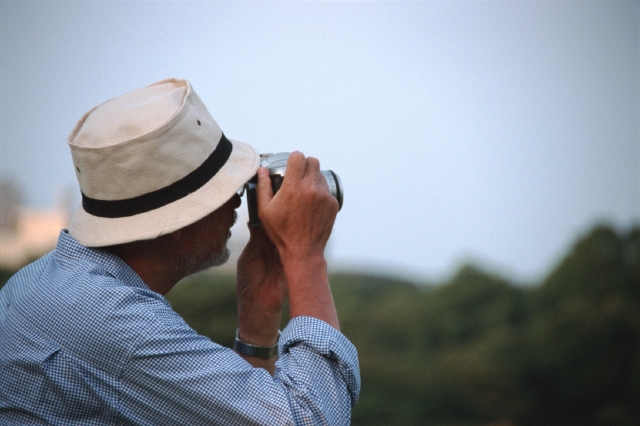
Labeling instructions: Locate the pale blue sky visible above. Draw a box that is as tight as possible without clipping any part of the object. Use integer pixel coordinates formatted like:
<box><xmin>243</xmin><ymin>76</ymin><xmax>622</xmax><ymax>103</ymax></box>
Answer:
<box><xmin>1</xmin><ymin>0</ymin><xmax>638</xmax><ymax>282</ymax></box>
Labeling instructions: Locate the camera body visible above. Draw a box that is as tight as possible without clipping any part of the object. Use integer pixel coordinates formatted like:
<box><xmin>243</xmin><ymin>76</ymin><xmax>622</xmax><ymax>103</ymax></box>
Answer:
<box><xmin>245</xmin><ymin>152</ymin><xmax>343</xmax><ymax>227</ymax></box>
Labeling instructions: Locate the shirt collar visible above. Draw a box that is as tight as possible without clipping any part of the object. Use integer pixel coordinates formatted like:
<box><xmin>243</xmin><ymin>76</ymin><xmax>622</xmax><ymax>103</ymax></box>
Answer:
<box><xmin>55</xmin><ymin>230</ymin><xmax>149</xmax><ymax>291</ymax></box>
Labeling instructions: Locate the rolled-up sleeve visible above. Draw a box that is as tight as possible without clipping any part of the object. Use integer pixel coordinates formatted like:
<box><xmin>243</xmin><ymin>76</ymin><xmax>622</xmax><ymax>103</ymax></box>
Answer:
<box><xmin>277</xmin><ymin>316</ymin><xmax>361</xmax><ymax>413</ymax></box>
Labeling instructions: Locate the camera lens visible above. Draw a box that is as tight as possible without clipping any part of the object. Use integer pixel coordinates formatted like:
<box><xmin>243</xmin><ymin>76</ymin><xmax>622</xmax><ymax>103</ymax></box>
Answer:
<box><xmin>321</xmin><ymin>170</ymin><xmax>343</xmax><ymax>210</ymax></box>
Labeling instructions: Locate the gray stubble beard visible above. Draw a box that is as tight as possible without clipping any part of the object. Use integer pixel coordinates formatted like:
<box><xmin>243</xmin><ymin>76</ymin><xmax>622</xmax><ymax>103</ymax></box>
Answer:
<box><xmin>173</xmin><ymin>210</ymin><xmax>236</xmax><ymax>279</ymax></box>
<box><xmin>173</xmin><ymin>240</ymin><xmax>230</xmax><ymax>278</ymax></box>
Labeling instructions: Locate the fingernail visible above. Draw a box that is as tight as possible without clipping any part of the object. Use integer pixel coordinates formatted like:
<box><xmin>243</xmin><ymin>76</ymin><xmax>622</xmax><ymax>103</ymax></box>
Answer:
<box><xmin>257</xmin><ymin>167</ymin><xmax>269</xmax><ymax>178</ymax></box>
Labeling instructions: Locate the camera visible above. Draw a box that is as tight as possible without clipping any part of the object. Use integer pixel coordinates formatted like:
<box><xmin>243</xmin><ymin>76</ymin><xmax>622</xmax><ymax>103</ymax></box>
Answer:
<box><xmin>244</xmin><ymin>152</ymin><xmax>343</xmax><ymax>227</ymax></box>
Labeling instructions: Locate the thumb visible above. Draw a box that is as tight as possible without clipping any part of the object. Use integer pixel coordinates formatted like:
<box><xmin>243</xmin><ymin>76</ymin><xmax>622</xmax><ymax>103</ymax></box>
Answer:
<box><xmin>255</xmin><ymin>167</ymin><xmax>274</xmax><ymax>213</ymax></box>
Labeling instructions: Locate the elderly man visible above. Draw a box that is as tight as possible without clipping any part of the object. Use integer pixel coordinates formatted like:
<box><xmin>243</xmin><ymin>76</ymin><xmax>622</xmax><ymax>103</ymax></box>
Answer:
<box><xmin>0</xmin><ymin>79</ymin><xmax>360</xmax><ymax>425</ymax></box>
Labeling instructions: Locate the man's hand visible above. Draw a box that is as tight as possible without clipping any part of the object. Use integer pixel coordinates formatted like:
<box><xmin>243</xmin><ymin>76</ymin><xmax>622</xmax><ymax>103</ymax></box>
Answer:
<box><xmin>256</xmin><ymin>152</ymin><xmax>340</xmax><ymax>330</ymax></box>
<box><xmin>256</xmin><ymin>152</ymin><xmax>339</xmax><ymax>261</ymax></box>
<box><xmin>236</xmin><ymin>225</ymin><xmax>287</xmax><ymax>374</ymax></box>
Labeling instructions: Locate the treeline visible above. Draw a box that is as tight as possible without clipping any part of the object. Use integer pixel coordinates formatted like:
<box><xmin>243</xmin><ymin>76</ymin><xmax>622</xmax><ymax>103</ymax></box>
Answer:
<box><xmin>1</xmin><ymin>224</ymin><xmax>638</xmax><ymax>425</ymax></box>
<box><xmin>332</xmin><ymin>225</ymin><xmax>640</xmax><ymax>425</ymax></box>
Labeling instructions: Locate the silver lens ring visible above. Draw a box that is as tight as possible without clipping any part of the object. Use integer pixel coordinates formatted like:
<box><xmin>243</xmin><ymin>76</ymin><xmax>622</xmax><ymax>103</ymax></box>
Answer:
<box><xmin>321</xmin><ymin>170</ymin><xmax>343</xmax><ymax>210</ymax></box>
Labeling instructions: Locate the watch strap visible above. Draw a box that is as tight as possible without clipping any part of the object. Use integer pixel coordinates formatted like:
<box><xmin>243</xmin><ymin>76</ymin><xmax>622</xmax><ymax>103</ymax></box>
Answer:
<box><xmin>234</xmin><ymin>329</ymin><xmax>280</xmax><ymax>359</ymax></box>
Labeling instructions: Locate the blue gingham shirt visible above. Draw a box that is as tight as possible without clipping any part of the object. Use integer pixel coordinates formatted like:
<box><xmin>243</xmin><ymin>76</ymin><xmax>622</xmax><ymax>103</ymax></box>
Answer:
<box><xmin>0</xmin><ymin>231</ymin><xmax>360</xmax><ymax>425</ymax></box>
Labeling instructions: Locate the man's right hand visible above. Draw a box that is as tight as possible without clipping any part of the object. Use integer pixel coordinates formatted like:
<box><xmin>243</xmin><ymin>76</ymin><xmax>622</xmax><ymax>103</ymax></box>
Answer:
<box><xmin>256</xmin><ymin>151</ymin><xmax>341</xmax><ymax>330</ymax></box>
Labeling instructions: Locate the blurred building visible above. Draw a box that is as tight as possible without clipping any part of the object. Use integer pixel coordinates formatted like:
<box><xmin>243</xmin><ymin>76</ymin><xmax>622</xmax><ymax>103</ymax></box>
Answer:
<box><xmin>0</xmin><ymin>181</ymin><xmax>72</xmax><ymax>270</ymax></box>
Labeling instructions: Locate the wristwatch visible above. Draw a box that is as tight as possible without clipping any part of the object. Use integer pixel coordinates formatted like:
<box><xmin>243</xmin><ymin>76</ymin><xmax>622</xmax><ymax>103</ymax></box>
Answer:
<box><xmin>233</xmin><ymin>329</ymin><xmax>280</xmax><ymax>359</ymax></box>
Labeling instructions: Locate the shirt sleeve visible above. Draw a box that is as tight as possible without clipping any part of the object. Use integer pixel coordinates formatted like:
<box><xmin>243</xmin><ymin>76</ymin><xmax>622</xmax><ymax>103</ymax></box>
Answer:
<box><xmin>276</xmin><ymin>316</ymin><xmax>361</xmax><ymax>423</ymax></box>
<box><xmin>117</xmin><ymin>312</ymin><xmax>360</xmax><ymax>426</ymax></box>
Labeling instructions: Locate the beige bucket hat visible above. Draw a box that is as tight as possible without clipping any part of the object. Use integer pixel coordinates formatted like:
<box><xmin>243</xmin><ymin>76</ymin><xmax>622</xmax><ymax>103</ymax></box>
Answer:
<box><xmin>67</xmin><ymin>78</ymin><xmax>259</xmax><ymax>247</ymax></box>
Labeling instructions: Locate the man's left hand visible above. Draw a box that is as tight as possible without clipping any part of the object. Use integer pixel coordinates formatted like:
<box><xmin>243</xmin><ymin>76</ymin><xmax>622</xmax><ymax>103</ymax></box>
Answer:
<box><xmin>235</xmin><ymin>225</ymin><xmax>287</xmax><ymax>372</ymax></box>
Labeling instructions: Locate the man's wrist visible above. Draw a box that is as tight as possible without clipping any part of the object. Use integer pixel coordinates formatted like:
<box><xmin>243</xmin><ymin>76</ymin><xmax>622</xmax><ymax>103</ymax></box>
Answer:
<box><xmin>237</xmin><ymin>306</ymin><xmax>282</xmax><ymax>347</ymax></box>
<box><xmin>280</xmin><ymin>253</ymin><xmax>340</xmax><ymax>330</ymax></box>
<box><xmin>281</xmin><ymin>254</ymin><xmax>327</xmax><ymax>279</ymax></box>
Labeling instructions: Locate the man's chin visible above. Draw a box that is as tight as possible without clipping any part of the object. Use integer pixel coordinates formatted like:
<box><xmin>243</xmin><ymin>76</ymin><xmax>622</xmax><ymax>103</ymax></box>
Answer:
<box><xmin>175</xmin><ymin>247</ymin><xmax>230</xmax><ymax>278</ymax></box>
<box><xmin>209</xmin><ymin>247</ymin><xmax>231</xmax><ymax>268</ymax></box>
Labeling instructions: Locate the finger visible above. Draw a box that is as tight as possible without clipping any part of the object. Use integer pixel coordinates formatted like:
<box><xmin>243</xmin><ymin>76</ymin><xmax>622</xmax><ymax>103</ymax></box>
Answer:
<box><xmin>316</xmin><ymin>168</ymin><xmax>329</xmax><ymax>190</ymax></box>
<box><xmin>304</xmin><ymin>156</ymin><xmax>320</xmax><ymax>179</ymax></box>
<box><xmin>305</xmin><ymin>157</ymin><xmax>329</xmax><ymax>195</ymax></box>
<box><xmin>284</xmin><ymin>151</ymin><xmax>306</xmax><ymax>183</ymax></box>
<box><xmin>255</xmin><ymin>167</ymin><xmax>274</xmax><ymax>215</ymax></box>
<box><xmin>256</xmin><ymin>167</ymin><xmax>273</xmax><ymax>201</ymax></box>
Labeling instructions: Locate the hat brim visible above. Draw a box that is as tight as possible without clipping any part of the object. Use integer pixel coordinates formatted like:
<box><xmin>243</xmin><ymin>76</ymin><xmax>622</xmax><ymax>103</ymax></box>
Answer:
<box><xmin>69</xmin><ymin>139</ymin><xmax>259</xmax><ymax>247</ymax></box>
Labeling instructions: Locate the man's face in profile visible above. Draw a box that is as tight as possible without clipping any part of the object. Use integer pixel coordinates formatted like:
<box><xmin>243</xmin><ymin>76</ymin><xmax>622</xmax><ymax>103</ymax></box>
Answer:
<box><xmin>173</xmin><ymin>194</ymin><xmax>242</xmax><ymax>277</ymax></box>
